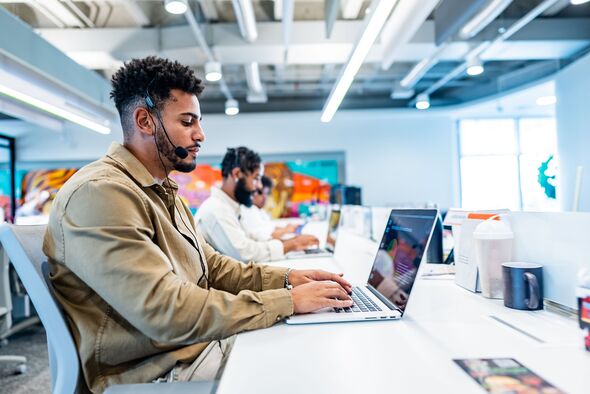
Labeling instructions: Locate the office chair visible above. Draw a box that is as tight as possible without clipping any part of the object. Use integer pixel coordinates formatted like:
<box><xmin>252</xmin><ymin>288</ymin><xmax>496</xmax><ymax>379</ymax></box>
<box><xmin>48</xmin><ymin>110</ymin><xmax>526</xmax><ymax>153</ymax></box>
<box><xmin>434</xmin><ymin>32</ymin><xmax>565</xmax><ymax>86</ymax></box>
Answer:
<box><xmin>0</xmin><ymin>224</ymin><xmax>215</xmax><ymax>394</ymax></box>
<box><xmin>0</xmin><ymin>223</ymin><xmax>83</xmax><ymax>392</ymax></box>
<box><xmin>0</xmin><ymin>245</ymin><xmax>27</xmax><ymax>374</ymax></box>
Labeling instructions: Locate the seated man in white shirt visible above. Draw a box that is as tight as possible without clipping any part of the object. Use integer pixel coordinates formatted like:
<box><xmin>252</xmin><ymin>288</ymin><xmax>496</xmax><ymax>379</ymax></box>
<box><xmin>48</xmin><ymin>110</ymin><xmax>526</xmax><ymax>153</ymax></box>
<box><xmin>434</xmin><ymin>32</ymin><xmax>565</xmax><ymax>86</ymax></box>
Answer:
<box><xmin>195</xmin><ymin>147</ymin><xmax>318</xmax><ymax>262</ymax></box>
<box><xmin>240</xmin><ymin>175</ymin><xmax>298</xmax><ymax>242</ymax></box>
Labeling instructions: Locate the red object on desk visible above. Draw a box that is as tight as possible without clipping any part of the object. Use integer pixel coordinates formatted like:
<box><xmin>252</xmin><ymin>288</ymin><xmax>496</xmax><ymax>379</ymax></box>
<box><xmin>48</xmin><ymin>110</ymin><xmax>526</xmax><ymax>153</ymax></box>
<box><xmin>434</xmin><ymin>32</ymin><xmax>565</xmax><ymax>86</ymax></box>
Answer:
<box><xmin>579</xmin><ymin>296</ymin><xmax>590</xmax><ymax>351</ymax></box>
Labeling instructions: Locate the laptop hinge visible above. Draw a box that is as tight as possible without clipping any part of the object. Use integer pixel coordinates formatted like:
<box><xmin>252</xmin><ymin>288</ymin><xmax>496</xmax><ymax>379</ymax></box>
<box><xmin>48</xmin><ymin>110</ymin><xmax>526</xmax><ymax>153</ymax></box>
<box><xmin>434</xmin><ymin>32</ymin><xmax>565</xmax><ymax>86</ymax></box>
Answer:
<box><xmin>366</xmin><ymin>285</ymin><xmax>401</xmax><ymax>312</ymax></box>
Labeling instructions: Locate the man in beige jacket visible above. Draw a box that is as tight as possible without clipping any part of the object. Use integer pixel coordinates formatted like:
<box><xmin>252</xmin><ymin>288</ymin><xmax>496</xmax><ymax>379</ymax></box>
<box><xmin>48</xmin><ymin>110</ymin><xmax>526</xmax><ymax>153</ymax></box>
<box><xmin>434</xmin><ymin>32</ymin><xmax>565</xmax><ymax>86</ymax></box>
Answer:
<box><xmin>43</xmin><ymin>56</ymin><xmax>353</xmax><ymax>393</ymax></box>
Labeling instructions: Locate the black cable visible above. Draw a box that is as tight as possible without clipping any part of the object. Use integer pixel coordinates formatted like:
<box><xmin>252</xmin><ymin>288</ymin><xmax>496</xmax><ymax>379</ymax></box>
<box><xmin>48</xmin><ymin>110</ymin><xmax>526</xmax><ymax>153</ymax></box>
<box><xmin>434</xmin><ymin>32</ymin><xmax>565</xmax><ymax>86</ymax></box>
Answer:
<box><xmin>149</xmin><ymin>113</ymin><xmax>209</xmax><ymax>287</ymax></box>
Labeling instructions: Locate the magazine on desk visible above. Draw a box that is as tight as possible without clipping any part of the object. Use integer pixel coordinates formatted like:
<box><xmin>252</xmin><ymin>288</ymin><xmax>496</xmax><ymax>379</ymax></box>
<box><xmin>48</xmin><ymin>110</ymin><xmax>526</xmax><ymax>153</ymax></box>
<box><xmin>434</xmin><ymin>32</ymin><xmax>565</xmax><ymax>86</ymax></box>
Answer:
<box><xmin>453</xmin><ymin>358</ymin><xmax>565</xmax><ymax>394</ymax></box>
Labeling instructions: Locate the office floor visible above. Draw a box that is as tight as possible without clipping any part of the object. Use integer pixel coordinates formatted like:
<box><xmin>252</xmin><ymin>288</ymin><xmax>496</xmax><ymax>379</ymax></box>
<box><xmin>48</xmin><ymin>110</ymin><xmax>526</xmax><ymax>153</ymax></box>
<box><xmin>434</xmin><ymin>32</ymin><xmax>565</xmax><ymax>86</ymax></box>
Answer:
<box><xmin>0</xmin><ymin>324</ymin><xmax>50</xmax><ymax>394</ymax></box>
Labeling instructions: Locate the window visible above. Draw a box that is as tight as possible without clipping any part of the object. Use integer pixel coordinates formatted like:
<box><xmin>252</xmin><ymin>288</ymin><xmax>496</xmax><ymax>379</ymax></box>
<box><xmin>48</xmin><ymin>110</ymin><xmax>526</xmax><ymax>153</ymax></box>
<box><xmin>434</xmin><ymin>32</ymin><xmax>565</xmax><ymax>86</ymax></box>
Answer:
<box><xmin>459</xmin><ymin>118</ymin><xmax>558</xmax><ymax>211</ymax></box>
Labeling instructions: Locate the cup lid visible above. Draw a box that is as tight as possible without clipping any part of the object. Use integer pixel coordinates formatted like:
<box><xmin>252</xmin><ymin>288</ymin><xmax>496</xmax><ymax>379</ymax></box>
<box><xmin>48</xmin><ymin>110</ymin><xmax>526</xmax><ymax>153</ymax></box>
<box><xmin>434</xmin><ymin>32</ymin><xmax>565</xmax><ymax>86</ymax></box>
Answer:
<box><xmin>473</xmin><ymin>219</ymin><xmax>513</xmax><ymax>240</ymax></box>
<box><xmin>502</xmin><ymin>262</ymin><xmax>542</xmax><ymax>269</ymax></box>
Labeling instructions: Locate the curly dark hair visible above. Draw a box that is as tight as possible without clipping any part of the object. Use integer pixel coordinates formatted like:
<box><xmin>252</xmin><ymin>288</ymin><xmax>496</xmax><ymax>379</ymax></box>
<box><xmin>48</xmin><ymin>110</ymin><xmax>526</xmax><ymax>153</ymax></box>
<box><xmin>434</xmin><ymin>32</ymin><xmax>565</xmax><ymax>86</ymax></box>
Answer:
<box><xmin>110</xmin><ymin>56</ymin><xmax>204</xmax><ymax>138</ymax></box>
<box><xmin>260</xmin><ymin>175</ymin><xmax>272</xmax><ymax>189</ymax></box>
<box><xmin>221</xmin><ymin>147</ymin><xmax>262</xmax><ymax>178</ymax></box>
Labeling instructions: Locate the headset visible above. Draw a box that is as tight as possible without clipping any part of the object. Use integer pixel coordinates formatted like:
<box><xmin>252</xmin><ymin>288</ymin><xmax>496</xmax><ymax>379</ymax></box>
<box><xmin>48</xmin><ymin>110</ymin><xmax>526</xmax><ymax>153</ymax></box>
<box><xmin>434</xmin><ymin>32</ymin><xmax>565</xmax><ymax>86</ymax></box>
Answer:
<box><xmin>227</xmin><ymin>147</ymin><xmax>241</xmax><ymax>181</ymax></box>
<box><xmin>144</xmin><ymin>87</ymin><xmax>189</xmax><ymax>159</ymax></box>
<box><xmin>144</xmin><ymin>82</ymin><xmax>209</xmax><ymax>287</ymax></box>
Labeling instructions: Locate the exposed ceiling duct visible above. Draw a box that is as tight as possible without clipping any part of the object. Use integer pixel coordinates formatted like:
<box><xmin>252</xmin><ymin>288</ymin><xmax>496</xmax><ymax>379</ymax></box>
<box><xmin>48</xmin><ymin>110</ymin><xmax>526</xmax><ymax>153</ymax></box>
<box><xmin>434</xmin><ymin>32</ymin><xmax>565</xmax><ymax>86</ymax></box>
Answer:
<box><xmin>282</xmin><ymin>0</ymin><xmax>294</xmax><ymax>62</ymax></box>
<box><xmin>341</xmin><ymin>0</ymin><xmax>364</xmax><ymax>19</ymax></box>
<box><xmin>231</xmin><ymin>0</ymin><xmax>258</xmax><ymax>42</ymax></box>
<box><xmin>245</xmin><ymin>62</ymin><xmax>268</xmax><ymax>103</ymax></box>
<box><xmin>325</xmin><ymin>0</ymin><xmax>339</xmax><ymax>39</ymax></box>
<box><xmin>0</xmin><ymin>0</ymin><xmax>588</xmax><ymax>114</ymax></box>
<box><xmin>183</xmin><ymin>5</ymin><xmax>236</xmax><ymax>105</ymax></box>
<box><xmin>380</xmin><ymin>0</ymin><xmax>440</xmax><ymax>70</ymax></box>
<box><xmin>397</xmin><ymin>0</ymin><xmax>514</xmax><ymax>92</ymax></box>
<box><xmin>415</xmin><ymin>0</ymin><xmax>564</xmax><ymax>104</ymax></box>
<box><xmin>459</xmin><ymin>0</ymin><xmax>513</xmax><ymax>39</ymax></box>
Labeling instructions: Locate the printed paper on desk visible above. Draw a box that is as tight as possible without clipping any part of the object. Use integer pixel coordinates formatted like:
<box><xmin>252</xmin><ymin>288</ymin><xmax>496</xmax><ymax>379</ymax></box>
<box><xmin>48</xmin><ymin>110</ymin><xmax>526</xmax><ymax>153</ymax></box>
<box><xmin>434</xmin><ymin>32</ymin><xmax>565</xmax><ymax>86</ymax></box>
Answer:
<box><xmin>448</xmin><ymin>209</ymin><xmax>509</xmax><ymax>293</ymax></box>
<box><xmin>453</xmin><ymin>358</ymin><xmax>565</xmax><ymax>394</ymax></box>
<box><xmin>454</xmin><ymin>218</ymin><xmax>482</xmax><ymax>292</ymax></box>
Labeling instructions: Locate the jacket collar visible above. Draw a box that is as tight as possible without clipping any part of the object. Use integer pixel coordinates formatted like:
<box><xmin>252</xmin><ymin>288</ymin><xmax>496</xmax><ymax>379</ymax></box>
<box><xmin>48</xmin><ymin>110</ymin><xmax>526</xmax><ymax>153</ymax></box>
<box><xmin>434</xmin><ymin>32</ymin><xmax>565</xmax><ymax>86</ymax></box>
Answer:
<box><xmin>106</xmin><ymin>142</ymin><xmax>178</xmax><ymax>190</ymax></box>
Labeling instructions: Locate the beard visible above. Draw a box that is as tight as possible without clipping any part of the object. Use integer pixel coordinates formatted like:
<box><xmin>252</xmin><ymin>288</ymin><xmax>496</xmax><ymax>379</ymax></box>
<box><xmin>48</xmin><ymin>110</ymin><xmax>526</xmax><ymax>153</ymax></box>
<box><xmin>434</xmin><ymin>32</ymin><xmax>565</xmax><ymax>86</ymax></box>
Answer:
<box><xmin>155</xmin><ymin>128</ymin><xmax>196</xmax><ymax>173</ymax></box>
<box><xmin>235</xmin><ymin>177</ymin><xmax>254</xmax><ymax>207</ymax></box>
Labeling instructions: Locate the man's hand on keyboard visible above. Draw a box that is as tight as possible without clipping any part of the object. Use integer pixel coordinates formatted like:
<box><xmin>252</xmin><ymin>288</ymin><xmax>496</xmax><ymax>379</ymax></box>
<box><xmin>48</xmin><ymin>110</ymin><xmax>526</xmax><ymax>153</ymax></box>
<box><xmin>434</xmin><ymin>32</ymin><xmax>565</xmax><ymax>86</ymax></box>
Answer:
<box><xmin>288</xmin><ymin>270</ymin><xmax>352</xmax><ymax>294</ymax></box>
<box><xmin>290</xmin><ymin>281</ymin><xmax>353</xmax><ymax>314</ymax></box>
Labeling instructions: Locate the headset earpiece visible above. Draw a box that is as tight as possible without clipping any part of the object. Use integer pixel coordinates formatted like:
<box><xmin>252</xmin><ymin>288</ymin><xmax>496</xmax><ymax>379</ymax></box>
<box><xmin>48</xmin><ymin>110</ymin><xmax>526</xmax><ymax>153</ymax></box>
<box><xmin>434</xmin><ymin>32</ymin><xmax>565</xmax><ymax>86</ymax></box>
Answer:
<box><xmin>145</xmin><ymin>95</ymin><xmax>155</xmax><ymax>110</ymax></box>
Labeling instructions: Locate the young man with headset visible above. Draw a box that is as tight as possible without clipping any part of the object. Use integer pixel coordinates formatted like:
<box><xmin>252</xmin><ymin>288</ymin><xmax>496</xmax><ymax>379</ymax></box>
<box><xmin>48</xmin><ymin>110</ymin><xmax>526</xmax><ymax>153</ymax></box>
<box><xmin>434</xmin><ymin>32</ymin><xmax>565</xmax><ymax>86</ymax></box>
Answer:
<box><xmin>43</xmin><ymin>56</ymin><xmax>352</xmax><ymax>393</ymax></box>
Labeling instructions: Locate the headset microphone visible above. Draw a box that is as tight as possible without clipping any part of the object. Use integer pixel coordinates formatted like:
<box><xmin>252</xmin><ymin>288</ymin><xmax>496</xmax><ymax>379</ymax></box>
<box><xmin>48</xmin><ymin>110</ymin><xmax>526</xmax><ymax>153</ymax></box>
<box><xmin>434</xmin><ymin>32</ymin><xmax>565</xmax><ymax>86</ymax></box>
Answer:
<box><xmin>145</xmin><ymin>95</ymin><xmax>189</xmax><ymax>159</ymax></box>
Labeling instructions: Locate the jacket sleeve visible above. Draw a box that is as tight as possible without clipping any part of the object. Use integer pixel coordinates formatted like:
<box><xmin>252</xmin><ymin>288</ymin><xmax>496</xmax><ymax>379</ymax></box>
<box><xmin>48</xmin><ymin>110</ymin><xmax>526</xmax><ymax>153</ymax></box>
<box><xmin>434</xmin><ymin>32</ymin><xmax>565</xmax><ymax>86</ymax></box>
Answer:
<box><xmin>197</xmin><ymin>231</ymin><xmax>290</xmax><ymax>295</ymax></box>
<box><xmin>60</xmin><ymin>179</ymin><xmax>294</xmax><ymax>345</ymax></box>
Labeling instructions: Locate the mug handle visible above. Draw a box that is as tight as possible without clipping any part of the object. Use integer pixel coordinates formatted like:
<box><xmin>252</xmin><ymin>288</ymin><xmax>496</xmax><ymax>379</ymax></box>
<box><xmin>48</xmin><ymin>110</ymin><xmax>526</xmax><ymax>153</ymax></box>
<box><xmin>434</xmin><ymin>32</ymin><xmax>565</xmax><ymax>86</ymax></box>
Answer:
<box><xmin>523</xmin><ymin>272</ymin><xmax>540</xmax><ymax>310</ymax></box>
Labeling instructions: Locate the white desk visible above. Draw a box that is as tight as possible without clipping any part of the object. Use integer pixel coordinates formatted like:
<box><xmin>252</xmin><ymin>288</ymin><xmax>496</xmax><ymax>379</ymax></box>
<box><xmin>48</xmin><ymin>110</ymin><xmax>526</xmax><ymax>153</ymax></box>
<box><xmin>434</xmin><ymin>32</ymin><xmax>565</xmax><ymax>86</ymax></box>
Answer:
<box><xmin>215</xmin><ymin>236</ymin><xmax>589</xmax><ymax>394</ymax></box>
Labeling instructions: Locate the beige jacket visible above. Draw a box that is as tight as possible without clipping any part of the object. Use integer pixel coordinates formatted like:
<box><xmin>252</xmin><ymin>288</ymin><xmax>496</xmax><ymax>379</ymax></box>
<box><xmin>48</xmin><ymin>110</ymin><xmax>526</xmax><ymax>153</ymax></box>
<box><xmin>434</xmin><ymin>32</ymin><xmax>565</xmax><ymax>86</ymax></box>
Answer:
<box><xmin>43</xmin><ymin>143</ymin><xmax>293</xmax><ymax>393</ymax></box>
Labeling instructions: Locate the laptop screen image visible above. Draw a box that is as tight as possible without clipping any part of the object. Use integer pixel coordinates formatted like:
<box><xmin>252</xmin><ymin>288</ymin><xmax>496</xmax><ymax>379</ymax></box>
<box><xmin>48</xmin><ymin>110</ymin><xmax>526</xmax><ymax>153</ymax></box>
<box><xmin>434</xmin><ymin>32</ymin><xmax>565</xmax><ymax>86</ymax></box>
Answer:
<box><xmin>325</xmin><ymin>208</ymin><xmax>341</xmax><ymax>252</ymax></box>
<box><xmin>367</xmin><ymin>209</ymin><xmax>438</xmax><ymax>314</ymax></box>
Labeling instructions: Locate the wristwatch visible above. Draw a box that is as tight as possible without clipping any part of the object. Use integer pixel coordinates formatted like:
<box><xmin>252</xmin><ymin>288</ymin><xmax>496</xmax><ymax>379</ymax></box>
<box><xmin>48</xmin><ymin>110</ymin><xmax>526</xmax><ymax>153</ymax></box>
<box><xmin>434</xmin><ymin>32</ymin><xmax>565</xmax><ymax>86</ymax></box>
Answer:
<box><xmin>284</xmin><ymin>268</ymin><xmax>293</xmax><ymax>290</ymax></box>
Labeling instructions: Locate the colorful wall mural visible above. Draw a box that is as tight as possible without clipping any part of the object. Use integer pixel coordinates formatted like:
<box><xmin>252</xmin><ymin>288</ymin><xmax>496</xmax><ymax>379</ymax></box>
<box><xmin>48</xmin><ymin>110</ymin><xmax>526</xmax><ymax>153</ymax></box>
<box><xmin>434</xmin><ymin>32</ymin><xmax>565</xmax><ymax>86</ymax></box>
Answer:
<box><xmin>16</xmin><ymin>168</ymin><xmax>78</xmax><ymax>218</ymax></box>
<box><xmin>5</xmin><ymin>158</ymin><xmax>340</xmax><ymax>220</ymax></box>
<box><xmin>171</xmin><ymin>159</ymin><xmax>339</xmax><ymax>217</ymax></box>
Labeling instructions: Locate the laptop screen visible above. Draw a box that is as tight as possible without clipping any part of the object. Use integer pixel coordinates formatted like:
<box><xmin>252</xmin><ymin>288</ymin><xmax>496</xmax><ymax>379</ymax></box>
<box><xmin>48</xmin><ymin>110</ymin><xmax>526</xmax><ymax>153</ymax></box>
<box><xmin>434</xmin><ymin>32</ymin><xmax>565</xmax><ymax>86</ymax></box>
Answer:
<box><xmin>367</xmin><ymin>209</ymin><xmax>438</xmax><ymax>313</ymax></box>
<box><xmin>325</xmin><ymin>208</ymin><xmax>341</xmax><ymax>252</ymax></box>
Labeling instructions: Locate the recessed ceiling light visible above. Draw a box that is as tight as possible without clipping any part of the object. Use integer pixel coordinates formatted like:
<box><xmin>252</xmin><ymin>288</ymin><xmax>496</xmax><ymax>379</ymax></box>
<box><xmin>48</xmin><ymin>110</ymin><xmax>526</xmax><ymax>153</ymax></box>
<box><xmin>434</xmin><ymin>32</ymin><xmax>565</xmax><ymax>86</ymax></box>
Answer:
<box><xmin>466</xmin><ymin>57</ymin><xmax>484</xmax><ymax>76</ymax></box>
<box><xmin>570</xmin><ymin>0</ymin><xmax>590</xmax><ymax>5</ymax></box>
<box><xmin>415</xmin><ymin>93</ymin><xmax>430</xmax><ymax>110</ymax></box>
<box><xmin>164</xmin><ymin>0</ymin><xmax>188</xmax><ymax>15</ymax></box>
<box><xmin>205</xmin><ymin>61</ymin><xmax>222</xmax><ymax>82</ymax></box>
<box><xmin>225</xmin><ymin>99</ymin><xmax>239</xmax><ymax>116</ymax></box>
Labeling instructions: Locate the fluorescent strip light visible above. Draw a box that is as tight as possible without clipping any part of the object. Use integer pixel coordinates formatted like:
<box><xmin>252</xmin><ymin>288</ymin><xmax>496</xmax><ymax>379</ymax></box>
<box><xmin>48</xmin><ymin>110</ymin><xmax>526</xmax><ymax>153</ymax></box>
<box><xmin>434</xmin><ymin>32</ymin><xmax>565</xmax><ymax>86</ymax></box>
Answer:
<box><xmin>321</xmin><ymin>0</ymin><xmax>397</xmax><ymax>123</ymax></box>
<box><xmin>0</xmin><ymin>83</ymin><xmax>111</xmax><ymax>134</ymax></box>
<box><xmin>571</xmin><ymin>0</ymin><xmax>590</xmax><ymax>5</ymax></box>
<box><xmin>459</xmin><ymin>0</ymin><xmax>513</xmax><ymax>39</ymax></box>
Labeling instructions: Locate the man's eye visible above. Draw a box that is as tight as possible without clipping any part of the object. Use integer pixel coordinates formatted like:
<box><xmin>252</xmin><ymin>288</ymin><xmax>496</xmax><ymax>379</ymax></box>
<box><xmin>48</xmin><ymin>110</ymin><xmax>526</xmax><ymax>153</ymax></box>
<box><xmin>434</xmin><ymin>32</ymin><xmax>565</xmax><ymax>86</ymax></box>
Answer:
<box><xmin>182</xmin><ymin>120</ymin><xmax>193</xmax><ymax>126</ymax></box>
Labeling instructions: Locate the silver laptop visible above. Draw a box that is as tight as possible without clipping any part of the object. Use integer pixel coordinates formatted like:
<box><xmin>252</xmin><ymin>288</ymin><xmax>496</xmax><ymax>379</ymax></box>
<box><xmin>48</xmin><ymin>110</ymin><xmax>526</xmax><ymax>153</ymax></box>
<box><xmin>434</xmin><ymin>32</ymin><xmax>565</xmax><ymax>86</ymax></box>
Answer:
<box><xmin>286</xmin><ymin>208</ymin><xmax>341</xmax><ymax>259</ymax></box>
<box><xmin>286</xmin><ymin>209</ymin><xmax>438</xmax><ymax>324</ymax></box>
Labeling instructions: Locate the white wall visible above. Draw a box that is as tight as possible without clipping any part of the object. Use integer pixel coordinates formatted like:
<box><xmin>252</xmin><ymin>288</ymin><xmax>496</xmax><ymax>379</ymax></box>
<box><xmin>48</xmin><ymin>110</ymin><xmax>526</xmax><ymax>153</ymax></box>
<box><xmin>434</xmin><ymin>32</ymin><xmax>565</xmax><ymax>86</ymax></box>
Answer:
<box><xmin>15</xmin><ymin>108</ymin><xmax>458</xmax><ymax>209</ymax></box>
<box><xmin>555</xmin><ymin>51</ymin><xmax>590</xmax><ymax>212</ymax></box>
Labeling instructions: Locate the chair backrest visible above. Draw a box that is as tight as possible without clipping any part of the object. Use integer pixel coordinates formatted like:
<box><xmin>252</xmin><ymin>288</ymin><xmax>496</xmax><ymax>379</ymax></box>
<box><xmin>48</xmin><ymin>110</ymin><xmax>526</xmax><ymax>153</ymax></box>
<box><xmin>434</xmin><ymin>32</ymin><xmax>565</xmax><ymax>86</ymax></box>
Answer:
<box><xmin>0</xmin><ymin>223</ymin><xmax>81</xmax><ymax>394</ymax></box>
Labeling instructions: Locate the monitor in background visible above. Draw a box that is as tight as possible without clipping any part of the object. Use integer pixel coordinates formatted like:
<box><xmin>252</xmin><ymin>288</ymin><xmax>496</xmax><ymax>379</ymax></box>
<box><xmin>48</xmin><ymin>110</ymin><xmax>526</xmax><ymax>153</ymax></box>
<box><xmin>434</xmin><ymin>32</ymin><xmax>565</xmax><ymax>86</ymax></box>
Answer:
<box><xmin>426</xmin><ymin>212</ymin><xmax>444</xmax><ymax>264</ymax></box>
<box><xmin>325</xmin><ymin>208</ymin><xmax>341</xmax><ymax>252</ymax></box>
<box><xmin>330</xmin><ymin>185</ymin><xmax>362</xmax><ymax>205</ymax></box>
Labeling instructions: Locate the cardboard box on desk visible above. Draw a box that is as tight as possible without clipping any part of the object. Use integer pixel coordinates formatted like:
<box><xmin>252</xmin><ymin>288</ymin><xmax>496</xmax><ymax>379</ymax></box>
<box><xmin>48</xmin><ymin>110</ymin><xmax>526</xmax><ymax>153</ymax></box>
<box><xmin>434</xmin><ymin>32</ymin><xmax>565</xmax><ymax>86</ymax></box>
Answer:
<box><xmin>444</xmin><ymin>209</ymin><xmax>510</xmax><ymax>293</ymax></box>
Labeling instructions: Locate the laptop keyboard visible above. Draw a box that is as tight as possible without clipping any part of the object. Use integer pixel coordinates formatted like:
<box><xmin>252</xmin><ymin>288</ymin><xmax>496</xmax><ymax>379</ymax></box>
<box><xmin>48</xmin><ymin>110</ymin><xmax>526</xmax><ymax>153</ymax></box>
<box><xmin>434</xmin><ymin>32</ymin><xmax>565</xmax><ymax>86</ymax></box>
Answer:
<box><xmin>304</xmin><ymin>248</ymin><xmax>327</xmax><ymax>254</ymax></box>
<box><xmin>334</xmin><ymin>286</ymin><xmax>383</xmax><ymax>313</ymax></box>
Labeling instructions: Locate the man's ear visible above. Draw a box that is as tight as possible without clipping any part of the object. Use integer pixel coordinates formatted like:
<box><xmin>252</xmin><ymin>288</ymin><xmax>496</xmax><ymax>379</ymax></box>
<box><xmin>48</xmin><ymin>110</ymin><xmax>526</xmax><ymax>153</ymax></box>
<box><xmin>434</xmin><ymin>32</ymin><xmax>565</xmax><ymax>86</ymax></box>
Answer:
<box><xmin>134</xmin><ymin>107</ymin><xmax>155</xmax><ymax>137</ymax></box>
<box><xmin>231</xmin><ymin>167</ymin><xmax>241</xmax><ymax>181</ymax></box>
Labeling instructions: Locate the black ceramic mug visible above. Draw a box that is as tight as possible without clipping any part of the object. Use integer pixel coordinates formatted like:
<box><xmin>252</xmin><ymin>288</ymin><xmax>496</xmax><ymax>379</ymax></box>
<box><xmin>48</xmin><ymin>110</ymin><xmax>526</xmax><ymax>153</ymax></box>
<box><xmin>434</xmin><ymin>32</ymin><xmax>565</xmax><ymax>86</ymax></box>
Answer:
<box><xmin>502</xmin><ymin>262</ymin><xmax>544</xmax><ymax>311</ymax></box>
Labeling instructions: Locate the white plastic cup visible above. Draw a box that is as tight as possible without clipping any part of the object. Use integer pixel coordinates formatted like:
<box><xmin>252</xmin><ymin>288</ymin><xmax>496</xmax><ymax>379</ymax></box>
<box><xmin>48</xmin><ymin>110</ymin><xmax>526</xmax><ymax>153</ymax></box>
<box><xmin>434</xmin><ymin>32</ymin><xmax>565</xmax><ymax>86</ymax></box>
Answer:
<box><xmin>473</xmin><ymin>218</ymin><xmax>513</xmax><ymax>299</ymax></box>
